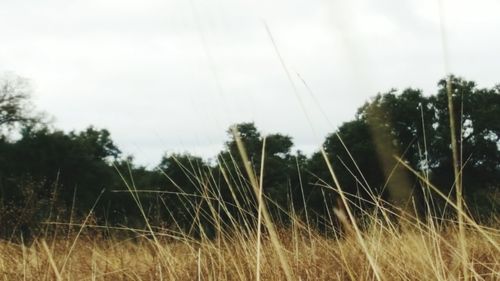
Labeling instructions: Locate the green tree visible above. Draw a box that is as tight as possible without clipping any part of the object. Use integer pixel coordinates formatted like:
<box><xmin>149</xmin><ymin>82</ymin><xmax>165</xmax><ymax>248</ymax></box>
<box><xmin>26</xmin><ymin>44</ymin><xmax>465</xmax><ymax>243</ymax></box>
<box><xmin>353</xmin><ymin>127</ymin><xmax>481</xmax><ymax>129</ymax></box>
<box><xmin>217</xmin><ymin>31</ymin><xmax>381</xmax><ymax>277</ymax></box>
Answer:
<box><xmin>309</xmin><ymin>76</ymin><xmax>500</xmax><ymax>217</ymax></box>
<box><xmin>0</xmin><ymin>126</ymin><xmax>123</xmax><ymax>233</ymax></box>
<box><xmin>429</xmin><ymin>77</ymin><xmax>500</xmax><ymax>214</ymax></box>
<box><xmin>217</xmin><ymin>122</ymin><xmax>298</xmax><ymax>224</ymax></box>
<box><xmin>155</xmin><ymin>153</ymin><xmax>210</xmax><ymax>235</ymax></box>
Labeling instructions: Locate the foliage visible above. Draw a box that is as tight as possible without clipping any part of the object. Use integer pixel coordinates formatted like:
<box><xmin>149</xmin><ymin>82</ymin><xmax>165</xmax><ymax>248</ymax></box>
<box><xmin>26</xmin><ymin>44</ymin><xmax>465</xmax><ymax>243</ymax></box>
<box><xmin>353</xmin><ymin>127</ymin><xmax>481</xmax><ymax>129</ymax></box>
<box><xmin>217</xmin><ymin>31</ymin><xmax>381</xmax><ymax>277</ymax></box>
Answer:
<box><xmin>308</xmin><ymin>76</ymin><xmax>500</xmax><ymax>216</ymax></box>
<box><xmin>0</xmin><ymin>75</ymin><xmax>498</xmax><ymax>238</ymax></box>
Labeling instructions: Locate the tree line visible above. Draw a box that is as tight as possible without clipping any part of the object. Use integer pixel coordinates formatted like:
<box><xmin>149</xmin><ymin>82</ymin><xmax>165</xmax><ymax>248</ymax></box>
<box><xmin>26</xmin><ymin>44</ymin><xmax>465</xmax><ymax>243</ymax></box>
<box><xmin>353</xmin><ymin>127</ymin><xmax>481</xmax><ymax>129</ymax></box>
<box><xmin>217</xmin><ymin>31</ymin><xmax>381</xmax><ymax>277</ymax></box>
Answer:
<box><xmin>0</xmin><ymin>73</ymin><xmax>498</xmax><ymax>239</ymax></box>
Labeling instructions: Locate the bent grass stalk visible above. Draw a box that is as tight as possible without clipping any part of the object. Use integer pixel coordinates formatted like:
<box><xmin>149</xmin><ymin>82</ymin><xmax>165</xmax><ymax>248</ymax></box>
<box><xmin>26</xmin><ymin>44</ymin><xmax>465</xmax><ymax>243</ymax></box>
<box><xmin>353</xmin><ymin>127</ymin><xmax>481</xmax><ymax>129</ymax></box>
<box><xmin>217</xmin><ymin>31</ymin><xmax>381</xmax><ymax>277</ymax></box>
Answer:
<box><xmin>231</xmin><ymin>126</ymin><xmax>294</xmax><ymax>281</ymax></box>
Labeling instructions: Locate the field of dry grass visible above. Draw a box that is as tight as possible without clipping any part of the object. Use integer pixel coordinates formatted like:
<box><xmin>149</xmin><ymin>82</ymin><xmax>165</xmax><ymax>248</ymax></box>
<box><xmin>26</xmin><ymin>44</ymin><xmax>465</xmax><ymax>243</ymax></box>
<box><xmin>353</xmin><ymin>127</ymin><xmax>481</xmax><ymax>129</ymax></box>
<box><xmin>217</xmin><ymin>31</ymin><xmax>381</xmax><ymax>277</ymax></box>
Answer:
<box><xmin>1</xmin><ymin>138</ymin><xmax>499</xmax><ymax>280</ymax></box>
<box><xmin>0</xmin><ymin>217</ymin><xmax>498</xmax><ymax>280</ymax></box>
<box><xmin>1</xmin><ymin>82</ymin><xmax>499</xmax><ymax>280</ymax></box>
<box><xmin>0</xmin><ymin>140</ymin><xmax>498</xmax><ymax>280</ymax></box>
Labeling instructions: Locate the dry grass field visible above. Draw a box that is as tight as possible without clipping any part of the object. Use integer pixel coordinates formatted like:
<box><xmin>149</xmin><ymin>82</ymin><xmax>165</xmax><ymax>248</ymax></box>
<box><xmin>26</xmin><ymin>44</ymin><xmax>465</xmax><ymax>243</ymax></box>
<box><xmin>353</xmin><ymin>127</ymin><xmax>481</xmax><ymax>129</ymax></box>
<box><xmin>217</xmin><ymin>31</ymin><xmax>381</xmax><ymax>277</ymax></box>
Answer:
<box><xmin>0</xmin><ymin>132</ymin><xmax>498</xmax><ymax>281</ymax></box>
<box><xmin>0</xmin><ymin>216</ymin><xmax>498</xmax><ymax>280</ymax></box>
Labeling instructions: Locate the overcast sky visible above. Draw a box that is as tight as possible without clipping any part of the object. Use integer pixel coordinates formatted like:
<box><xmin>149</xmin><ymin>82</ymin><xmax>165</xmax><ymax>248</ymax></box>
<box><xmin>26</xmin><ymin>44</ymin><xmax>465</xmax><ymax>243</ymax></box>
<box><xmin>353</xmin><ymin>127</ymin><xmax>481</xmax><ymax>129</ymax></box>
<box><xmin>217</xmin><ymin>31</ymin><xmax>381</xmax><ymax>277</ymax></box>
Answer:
<box><xmin>1</xmin><ymin>0</ymin><xmax>499</xmax><ymax>167</ymax></box>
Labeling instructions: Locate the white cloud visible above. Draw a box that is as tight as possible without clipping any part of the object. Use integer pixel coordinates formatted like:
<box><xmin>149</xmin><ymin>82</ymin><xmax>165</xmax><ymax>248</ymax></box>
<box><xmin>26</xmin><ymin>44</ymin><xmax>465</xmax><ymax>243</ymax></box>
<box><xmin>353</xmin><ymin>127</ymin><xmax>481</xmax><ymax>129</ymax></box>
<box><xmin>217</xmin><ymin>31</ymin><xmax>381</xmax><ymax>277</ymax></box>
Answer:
<box><xmin>1</xmin><ymin>0</ymin><xmax>499</xmax><ymax>166</ymax></box>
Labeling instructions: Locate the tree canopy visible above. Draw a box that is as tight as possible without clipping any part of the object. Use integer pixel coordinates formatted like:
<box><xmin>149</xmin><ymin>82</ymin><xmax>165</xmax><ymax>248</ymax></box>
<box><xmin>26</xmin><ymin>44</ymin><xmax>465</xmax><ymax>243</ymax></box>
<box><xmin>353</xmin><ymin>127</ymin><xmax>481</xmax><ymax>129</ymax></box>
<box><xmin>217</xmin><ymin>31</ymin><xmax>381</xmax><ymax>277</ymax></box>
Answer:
<box><xmin>0</xmin><ymin>74</ymin><xmax>498</xmax><ymax>239</ymax></box>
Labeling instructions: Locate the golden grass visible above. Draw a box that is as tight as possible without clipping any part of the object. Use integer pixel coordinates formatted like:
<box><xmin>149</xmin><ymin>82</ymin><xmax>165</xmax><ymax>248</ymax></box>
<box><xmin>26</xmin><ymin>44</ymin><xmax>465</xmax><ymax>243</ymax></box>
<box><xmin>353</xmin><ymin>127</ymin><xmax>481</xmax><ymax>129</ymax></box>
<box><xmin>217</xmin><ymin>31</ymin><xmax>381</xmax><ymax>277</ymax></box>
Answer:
<box><xmin>0</xmin><ymin>123</ymin><xmax>497</xmax><ymax>280</ymax></box>
<box><xmin>0</xmin><ymin>220</ymin><xmax>498</xmax><ymax>280</ymax></box>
